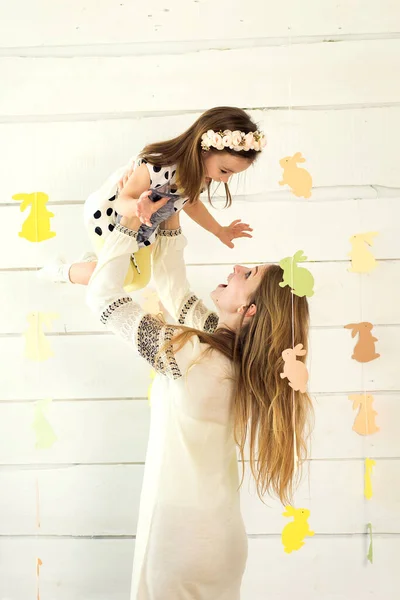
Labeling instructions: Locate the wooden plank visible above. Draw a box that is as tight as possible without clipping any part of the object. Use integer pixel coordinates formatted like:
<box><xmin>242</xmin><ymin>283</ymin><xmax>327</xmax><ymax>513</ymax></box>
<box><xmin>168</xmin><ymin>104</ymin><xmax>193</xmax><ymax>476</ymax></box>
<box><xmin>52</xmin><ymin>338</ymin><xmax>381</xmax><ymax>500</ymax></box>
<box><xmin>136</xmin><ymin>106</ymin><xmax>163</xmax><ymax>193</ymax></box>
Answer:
<box><xmin>243</xmin><ymin>459</ymin><xmax>400</xmax><ymax>534</ymax></box>
<box><xmin>0</xmin><ymin>538</ymin><xmax>133</xmax><ymax>600</ymax></box>
<box><xmin>2</xmin><ymin>40</ymin><xmax>400</xmax><ymax>117</ymax></box>
<box><xmin>0</xmin><ymin>536</ymin><xmax>398</xmax><ymax>600</ymax></box>
<box><xmin>0</xmin><ymin>325</ymin><xmax>397</xmax><ymax>400</ymax></box>
<box><xmin>0</xmin><ymin>460</ymin><xmax>398</xmax><ymax>535</ymax></box>
<box><xmin>0</xmin><ymin>394</ymin><xmax>398</xmax><ymax>465</ymax></box>
<box><xmin>0</xmin><ymin>400</ymin><xmax>150</xmax><ymax>465</ymax></box>
<box><xmin>1</xmin><ymin>259</ymin><xmax>399</xmax><ymax>335</ymax></box>
<box><xmin>0</xmin><ymin>335</ymin><xmax>153</xmax><ymax>400</ymax></box>
<box><xmin>1</xmin><ymin>197</ymin><xmax>399</xmax><ymax>269</ymax></box>
<box><xmin>2</xmin><ymin>1</ymin><xmax>400</xmax><ymax>48</ymax></box>
<box><xmin>1</xmin><ymin>108</ymin><xmax>400</xmax><ymax>203</ymax></box>
<box><xmin>311</xmin><ymin>394</ymin><xmax>399</xmax><ymax>459</ymax></box>
<box><xmin>242</xmin><ymin>536</ymin><xmax>399</xmax><ymax>599</ymax></box>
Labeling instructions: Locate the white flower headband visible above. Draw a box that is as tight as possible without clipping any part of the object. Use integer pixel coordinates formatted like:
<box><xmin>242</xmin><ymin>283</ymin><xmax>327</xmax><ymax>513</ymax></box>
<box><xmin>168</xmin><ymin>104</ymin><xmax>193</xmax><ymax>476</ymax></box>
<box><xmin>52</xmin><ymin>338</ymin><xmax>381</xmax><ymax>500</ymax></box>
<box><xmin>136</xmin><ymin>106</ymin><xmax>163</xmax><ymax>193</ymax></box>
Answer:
<box><xmin>201</xmin><ymin>129</ymin><xmax>267</xmax><ymax>152</ymax></box>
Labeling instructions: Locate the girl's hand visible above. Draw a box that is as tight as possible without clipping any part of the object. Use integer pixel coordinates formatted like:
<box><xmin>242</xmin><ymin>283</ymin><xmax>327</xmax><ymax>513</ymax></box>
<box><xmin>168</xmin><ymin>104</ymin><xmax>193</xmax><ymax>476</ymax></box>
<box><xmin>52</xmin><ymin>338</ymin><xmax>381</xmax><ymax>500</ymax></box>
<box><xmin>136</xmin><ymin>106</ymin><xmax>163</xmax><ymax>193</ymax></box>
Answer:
<box><xmin>136</xmin><ymin>190</ymin><xmax>169</xmax><ymax>227</ymax></box>
<box><xmin>216</xmin><ymin>220</ymin><xmax>253</xmax><ymax>249</ymax></box>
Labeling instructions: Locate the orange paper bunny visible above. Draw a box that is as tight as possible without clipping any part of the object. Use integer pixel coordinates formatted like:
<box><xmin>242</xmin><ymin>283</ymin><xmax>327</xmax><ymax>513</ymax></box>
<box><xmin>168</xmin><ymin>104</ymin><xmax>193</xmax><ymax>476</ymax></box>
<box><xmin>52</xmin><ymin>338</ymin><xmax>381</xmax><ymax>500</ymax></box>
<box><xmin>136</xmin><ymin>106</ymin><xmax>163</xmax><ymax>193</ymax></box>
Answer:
<box><xmin>349</xmin><ymin>394</ymin><xmax>379</xmax><ymax>435</ymax></box>
<box><xmin>344</xmin><ymin>322</ymin><xmax>380</xmax><ymax>363</ymax></box>
<box><xmin>280</xmin><ymin>344</ymin><xmax>309</xmax><ymax>393</ymax></box>
<box><xmin>348</xmin><ymin>232</ymin><xmax>378</xmax><ymax>273</ymax></box>
<box><xmin>279</xmin><ymin>152</ymin><xmax>312</xmax><ymax>198</ymax></box>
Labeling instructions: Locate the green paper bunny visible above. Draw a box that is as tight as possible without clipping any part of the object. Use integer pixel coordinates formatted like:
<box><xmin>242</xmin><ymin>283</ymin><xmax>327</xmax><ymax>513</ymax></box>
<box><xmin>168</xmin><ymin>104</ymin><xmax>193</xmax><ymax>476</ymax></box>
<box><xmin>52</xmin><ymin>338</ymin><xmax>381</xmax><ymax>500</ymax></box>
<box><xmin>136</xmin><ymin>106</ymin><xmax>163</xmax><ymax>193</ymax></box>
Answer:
<box><xmin>279</xmin><ymin>250</ymin><xmax>314</xmax><ymax>298</ymax></box>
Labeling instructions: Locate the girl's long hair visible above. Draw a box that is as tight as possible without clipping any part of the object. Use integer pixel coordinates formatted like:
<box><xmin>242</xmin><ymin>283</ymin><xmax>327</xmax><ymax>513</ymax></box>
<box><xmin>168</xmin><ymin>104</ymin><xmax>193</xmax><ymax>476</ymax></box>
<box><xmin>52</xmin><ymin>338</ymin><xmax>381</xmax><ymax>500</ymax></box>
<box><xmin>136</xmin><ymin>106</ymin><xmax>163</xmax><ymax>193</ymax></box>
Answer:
<box><xmin>139</xmin><ymin>106</ymin><xmax>261</xmax><ymax>205</ymax></box>
<box><xmin>167</xmin><ymin>264</ymin><xmax>313</xmax><ymax>505</ymax></box>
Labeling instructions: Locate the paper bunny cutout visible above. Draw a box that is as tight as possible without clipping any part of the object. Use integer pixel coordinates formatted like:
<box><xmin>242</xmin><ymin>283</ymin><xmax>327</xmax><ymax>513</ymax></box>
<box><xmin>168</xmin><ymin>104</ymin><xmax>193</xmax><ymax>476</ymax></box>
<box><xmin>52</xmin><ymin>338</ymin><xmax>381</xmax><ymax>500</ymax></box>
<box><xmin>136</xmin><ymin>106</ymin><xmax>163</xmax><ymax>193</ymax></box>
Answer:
<box><xmin>348</xmin><ymin>232</ymin><xmax>378</xmax><ymax>273</ymax></box>
<box><xmin>279</xmin><ymin>152</ymin><xmax>312</xmax><ymax>198</ymax></box>
<box><xmin>13</xmin><ymin>192</ymin><xmax>56</xmax><ymax>242</ymax></box>
<box><xmin>23</xmin><ymin>312</ymin><xmax>59</xmax><ymax>362</ymax></box>
<box><xmin>280</xmin><ymin>344</ymin><xmax>309</xmax><ymax>393</ymax></box>
<box><xmin>279</xmin><ymin>250</ymin><xmax>315</xmax><ymax>298</ymax></box>
<box><xmin>364</xmin><ymin>458</ymin><xmax>376</xmax><ymax>500</ymax></box>
<box><xmin>282</xmin><ymin>506</ymin><xmax>315</xmax><ymax>553</ymax></box>
<box><xmin>32</xmin><ymin>399</ymin><xmax>57</xmax><ymax>449</ymax></box>
<box><xmin>344</xmin><ymin>322</ymin><xmax>380</xmax><ymax>363</ymax></box>
<box><xmin>349</xmin><ymin>393</ymin><xmax>379</xmax><ymax>436</ymax></box>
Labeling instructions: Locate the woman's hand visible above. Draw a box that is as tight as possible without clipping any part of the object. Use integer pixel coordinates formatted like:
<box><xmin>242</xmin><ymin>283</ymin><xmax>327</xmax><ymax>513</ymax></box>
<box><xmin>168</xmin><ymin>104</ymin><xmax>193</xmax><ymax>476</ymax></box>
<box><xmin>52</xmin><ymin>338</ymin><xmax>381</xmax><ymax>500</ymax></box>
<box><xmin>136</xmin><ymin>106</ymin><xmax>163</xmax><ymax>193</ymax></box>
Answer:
<box><xmin>117</xmin><ymin>165</ymin><xmax>135</xmax><ymax>193</ymax></box>
<box><xmin>117</xmin><ymin>190</ymin><xmax>169</xmax><ymax>226</ymax></box>
<box><xmin>216</xmin><ymin>220</ymin><xmax>253</xmax><ymax>249</ymax></box>
<box><xmin>136</xmin><ymin>190</ymin><xmax>169</xmax><ymax>227</ymax></box>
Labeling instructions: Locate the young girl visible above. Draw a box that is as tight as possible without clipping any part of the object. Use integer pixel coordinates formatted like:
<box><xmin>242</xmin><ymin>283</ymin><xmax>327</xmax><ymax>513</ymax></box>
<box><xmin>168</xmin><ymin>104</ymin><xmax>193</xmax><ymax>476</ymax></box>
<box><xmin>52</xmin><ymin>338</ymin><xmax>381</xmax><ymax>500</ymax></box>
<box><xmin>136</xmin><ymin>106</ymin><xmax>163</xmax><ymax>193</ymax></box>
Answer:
<box><xmin>86</xmin><ymin>206</ymin><xmax>313</xmax><ymax>599</ymax></box>
<box><xmin>39</xmin><ymin>107</ymin><xmax>266</xmax><ymax>290</ymax></box>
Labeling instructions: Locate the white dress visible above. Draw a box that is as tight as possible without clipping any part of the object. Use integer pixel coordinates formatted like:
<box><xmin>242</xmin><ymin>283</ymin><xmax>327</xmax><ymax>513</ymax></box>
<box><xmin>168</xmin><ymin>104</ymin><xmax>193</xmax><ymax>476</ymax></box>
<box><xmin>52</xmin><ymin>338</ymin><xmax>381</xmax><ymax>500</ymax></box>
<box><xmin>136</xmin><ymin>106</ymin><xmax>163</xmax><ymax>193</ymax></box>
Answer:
<box><xmin>87</xmin><ymin>224</ymin><xmax>248</xmax><ymax>600</ymax></box>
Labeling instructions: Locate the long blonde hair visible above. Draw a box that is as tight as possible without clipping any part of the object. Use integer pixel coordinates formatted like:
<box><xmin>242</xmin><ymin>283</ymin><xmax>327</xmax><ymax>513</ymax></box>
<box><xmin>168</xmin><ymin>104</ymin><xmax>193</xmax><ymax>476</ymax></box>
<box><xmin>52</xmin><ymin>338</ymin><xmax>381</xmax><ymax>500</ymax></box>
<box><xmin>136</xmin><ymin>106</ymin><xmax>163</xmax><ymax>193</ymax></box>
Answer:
<box><xmin>169</xmin><ymin>264</ymin><xmax>313</xmax><ymax>505</ymax></box>
<box><xmin>139</xmin><ymin>106</ymin><xmax>261</xmax><ymax>205</ymax></box>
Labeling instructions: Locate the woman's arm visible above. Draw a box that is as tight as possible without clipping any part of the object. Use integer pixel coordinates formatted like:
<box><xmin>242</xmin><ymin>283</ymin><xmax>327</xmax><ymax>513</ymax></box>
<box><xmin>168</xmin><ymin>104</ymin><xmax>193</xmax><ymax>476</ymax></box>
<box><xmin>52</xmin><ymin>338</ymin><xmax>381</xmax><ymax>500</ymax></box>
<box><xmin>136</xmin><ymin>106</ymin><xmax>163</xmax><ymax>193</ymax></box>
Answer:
<box><xmin>114</xmin><ymin>163</ymin><xmax>150</xmax><ymax>215</ymax></box>
<box><xmin>152</xmin><ymin>214</ymin><xmax>219</xmax><ymax>333</ymax></box>
<box><xmin>87</xmin><ymin>215</ymin><xmax>185</xmax><ymax>379</ymax></box>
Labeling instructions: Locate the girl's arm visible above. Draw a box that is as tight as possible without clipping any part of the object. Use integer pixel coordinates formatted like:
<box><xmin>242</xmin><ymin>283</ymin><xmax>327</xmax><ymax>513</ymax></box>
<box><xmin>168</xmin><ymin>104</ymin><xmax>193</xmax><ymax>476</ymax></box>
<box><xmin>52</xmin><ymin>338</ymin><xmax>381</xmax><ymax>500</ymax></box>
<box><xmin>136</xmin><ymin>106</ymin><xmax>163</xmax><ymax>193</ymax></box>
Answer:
<box><xmin>183</xmin><ymin>200</ymin><xmax>221</xmax><ymax>237</ymax></box>
<box><xmin>152</xmin><ymin>214</ymin><xmax>219</xmax><ymax>333</ymax></box>
<box><xmin>86</xmin><ymin>214</ymin><xmax>195</xmax><ymax>379</ymax></box>
<box><xmin>183</xmin><ymin>201</ymin><xmax>253</xmax><ymax>249</ymax></box>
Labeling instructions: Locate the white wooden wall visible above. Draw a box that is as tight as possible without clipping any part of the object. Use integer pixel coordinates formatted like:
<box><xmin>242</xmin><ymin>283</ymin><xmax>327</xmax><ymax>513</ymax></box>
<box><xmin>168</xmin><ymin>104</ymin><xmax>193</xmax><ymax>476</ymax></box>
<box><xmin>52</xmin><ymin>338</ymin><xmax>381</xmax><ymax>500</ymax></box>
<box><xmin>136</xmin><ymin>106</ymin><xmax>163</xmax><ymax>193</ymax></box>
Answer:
<box><xmin>1</xmin><ymin>1</ymin><xmax>400</xmax><ymax>598</ymax></box>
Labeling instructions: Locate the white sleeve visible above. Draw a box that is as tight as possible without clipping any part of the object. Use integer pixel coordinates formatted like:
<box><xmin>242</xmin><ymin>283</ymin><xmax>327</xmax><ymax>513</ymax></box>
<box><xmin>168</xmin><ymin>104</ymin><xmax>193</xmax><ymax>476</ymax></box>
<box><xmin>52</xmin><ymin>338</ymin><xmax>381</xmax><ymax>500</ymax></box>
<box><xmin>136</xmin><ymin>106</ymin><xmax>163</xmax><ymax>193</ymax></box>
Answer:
<box><xmin>152</xmin><ymin>228</ymin><xmax>219</xmax><ymax>333</ymax></box>
<box><xmin>86</xmin><ymin>224</ymin><xmax>186</xmax><ymax>379</ymax></box>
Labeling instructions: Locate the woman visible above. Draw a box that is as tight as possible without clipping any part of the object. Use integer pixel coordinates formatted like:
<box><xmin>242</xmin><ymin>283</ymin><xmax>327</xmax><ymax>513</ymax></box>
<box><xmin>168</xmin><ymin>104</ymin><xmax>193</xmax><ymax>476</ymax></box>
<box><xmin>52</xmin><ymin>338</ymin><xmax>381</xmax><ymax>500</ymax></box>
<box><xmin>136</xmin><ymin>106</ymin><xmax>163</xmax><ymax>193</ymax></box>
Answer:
<box><xmin>87</xmin><ymin>202</ymin><xmax>312</xmax><ymax>599</ymax></box>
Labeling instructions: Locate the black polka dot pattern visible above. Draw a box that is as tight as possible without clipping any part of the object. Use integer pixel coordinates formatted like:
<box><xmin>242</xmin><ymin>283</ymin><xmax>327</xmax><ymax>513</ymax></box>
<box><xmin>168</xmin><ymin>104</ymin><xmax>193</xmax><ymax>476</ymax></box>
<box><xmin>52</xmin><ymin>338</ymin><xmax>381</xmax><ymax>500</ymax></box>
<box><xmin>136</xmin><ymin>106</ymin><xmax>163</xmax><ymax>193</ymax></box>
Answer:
<box><xmin>89</xmin><ymin>160</ymin><xmax>185</xmax><ymax>251</ymax></box>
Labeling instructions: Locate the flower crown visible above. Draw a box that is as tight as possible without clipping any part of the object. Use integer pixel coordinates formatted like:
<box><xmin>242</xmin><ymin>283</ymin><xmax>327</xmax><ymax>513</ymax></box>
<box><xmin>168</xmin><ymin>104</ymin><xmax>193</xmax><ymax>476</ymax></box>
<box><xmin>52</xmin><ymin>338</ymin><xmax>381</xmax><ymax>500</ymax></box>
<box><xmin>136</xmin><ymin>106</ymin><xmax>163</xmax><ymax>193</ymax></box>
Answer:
<box><xmin>201</xmin><ymin>129</ymin><xmax>266</xmax><ymax>152</ymax></box>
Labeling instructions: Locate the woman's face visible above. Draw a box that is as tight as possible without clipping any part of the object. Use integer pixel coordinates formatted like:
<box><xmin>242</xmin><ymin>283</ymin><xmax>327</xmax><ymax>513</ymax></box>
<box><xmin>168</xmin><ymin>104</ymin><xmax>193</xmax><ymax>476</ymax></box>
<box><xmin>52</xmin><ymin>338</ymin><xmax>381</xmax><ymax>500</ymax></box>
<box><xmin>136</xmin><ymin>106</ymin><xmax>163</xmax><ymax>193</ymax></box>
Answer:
<box><xmin>211</xmin><ymin>264</ymin><xmax>268</xmax><ymax>317</ymax></box>
<box><xmin>202</xmin><ymin>151</ymin><xmax>252</xmax><ymax>184</ymax></box>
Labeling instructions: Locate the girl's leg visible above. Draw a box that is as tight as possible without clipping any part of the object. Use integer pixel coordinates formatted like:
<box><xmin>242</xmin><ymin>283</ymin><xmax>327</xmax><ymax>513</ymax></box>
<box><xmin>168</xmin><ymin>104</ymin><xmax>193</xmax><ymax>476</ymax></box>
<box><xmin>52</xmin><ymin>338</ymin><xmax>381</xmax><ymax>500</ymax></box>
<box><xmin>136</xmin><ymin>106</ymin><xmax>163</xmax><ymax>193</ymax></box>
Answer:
<box><xmin>38</xmin><ymin>253</ymin><xmax>97</xmax><ymax>285</ymax></box>
<box><xmin>123</xmin><ymin>246</ymin><xmax>152</xmax><ymax>292</ymax></box>
<box><xmin>69</xmin><ymin>260</ymin><xmax>97</xmax><ymax>285</ymax></box>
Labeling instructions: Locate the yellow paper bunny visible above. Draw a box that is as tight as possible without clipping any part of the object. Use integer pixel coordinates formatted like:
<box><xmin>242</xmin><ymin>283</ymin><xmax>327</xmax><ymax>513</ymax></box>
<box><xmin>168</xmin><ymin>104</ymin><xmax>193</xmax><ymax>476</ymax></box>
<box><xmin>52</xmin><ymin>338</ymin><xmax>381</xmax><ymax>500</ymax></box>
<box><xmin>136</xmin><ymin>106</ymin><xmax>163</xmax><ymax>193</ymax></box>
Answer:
<box><xmin>282</xmin><ymin>506</ymin><xmax>314</xmax><ymax>553</ymax></box>
<box><xmin>23</xmin><ymin>312</ymin><xmax>59</xmax><ymax>361</ymax></box>
<box><xmin>348</xmin><ymin>232</ymin><xmax>378</xmax><ymax>273</ymax></box>
<box><xmin>32</xmin><ymin>399</ymin><xmax>57</xmax><ymax>449</ymax></box>
<box><xmin>279</xmin><ymin>152</ymin><xmax>312</xmax><ymax>198</ymax></box>
<box><xmin>364</xmin><ymin>458</ymin><xmax>376</xmax><ymax>500</ymax></box>
<box><xmin>13</xmin><ymin>192</ymin><xmax>56</xmax><ymax>242</ymax></box>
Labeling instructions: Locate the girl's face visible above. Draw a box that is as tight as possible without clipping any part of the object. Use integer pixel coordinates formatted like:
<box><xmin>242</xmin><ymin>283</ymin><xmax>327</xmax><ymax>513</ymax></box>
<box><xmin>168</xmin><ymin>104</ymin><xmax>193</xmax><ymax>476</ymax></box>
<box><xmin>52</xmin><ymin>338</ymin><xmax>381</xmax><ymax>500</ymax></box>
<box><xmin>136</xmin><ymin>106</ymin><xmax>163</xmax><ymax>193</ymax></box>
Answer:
<box><xmin>202</xmin><ymin>151</ymin><xmax>253</xmax><ymax>184</ymax></box>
